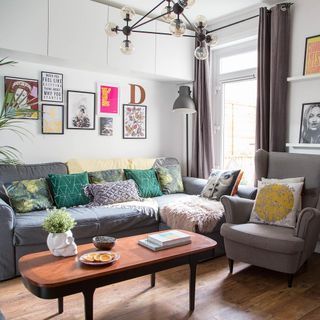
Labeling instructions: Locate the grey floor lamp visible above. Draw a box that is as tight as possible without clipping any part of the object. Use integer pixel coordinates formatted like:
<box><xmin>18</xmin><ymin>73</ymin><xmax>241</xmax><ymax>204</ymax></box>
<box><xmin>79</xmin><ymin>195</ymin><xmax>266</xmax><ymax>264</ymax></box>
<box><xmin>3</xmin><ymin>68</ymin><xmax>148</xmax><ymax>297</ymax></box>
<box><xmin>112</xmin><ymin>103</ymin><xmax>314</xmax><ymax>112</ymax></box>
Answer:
<box><xmin>173</xmin><ymin>86</ymin><xmax>196</xmax><ymax>175</ymax></box>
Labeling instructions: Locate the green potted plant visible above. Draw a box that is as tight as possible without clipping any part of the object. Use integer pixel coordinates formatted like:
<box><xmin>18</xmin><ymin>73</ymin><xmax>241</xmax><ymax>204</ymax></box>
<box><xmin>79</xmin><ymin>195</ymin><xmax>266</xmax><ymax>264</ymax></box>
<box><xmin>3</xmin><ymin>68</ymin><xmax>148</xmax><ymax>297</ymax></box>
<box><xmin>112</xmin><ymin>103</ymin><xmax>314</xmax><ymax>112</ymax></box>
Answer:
<box><xmin>43</xmin><ymin>208</ymin><xmax>78</xmax><ymax>257</ymax></box>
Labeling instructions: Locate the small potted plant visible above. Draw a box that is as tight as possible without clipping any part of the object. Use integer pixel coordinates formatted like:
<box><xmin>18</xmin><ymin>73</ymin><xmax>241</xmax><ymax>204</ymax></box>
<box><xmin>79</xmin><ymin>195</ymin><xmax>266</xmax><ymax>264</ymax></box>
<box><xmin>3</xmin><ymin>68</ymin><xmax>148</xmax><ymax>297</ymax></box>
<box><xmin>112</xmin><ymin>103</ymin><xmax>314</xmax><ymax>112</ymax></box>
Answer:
<box><xmin>43</xmin><ymin>208</ymin><xmax>78</xmax><ymax>257</ymax></box>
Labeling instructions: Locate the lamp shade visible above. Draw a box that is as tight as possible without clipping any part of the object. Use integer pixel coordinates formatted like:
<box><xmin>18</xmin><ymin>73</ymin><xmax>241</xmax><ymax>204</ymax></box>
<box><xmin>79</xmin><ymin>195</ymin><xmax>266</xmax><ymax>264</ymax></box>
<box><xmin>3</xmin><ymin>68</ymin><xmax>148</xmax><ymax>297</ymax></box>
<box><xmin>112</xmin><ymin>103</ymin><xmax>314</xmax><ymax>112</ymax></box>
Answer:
<box><xmin>173</xmin><ymin>86</ymin><xmax>196</xmax><ymax>114</ymax></box>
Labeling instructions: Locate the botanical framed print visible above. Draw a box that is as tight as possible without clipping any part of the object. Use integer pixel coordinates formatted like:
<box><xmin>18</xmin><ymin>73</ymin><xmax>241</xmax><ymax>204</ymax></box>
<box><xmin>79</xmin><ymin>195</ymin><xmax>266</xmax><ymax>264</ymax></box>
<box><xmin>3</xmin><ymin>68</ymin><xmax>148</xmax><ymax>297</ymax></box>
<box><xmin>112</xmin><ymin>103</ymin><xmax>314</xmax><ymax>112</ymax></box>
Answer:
<box><xmin>299</xmin><ymin>102</ymin><xmax>320</xmax><ymax>143</ymax></box>
<box><xmin>42</xmin><ymin>104</ymin><xmax>64</xmax><ymax>135</ymax></box>
<box><xmin>97</xmin><ymin>83</ymin><xmax>119</xmax><ymax>115</ymax></box>
<box><xmin>100</xmin><ymin>117</ymin><xmax>113</xmax><ymax>136</ymax></box>
<box><xmin>67</xmin><ymin>90</ymin><xmax>95</xmax><ymax>130</ymax></box>
<box><xmin>123</xmin><ymin>104</ymin><xmax>147</xmax><ymax>139</ymax></box>
<box><xmin>41</xmin><ymin>71</ymin><xmax>63</xmax><ymax>102</ymax></box>
<box><xmin>303</xmin><ymin>35</ymin><xmax>320</xmax><ymax>75</ymax></box>
<box><xmin>4</xmin><ymin>76</ymin><xmax>39</xmax><ymax>119</ymax></box>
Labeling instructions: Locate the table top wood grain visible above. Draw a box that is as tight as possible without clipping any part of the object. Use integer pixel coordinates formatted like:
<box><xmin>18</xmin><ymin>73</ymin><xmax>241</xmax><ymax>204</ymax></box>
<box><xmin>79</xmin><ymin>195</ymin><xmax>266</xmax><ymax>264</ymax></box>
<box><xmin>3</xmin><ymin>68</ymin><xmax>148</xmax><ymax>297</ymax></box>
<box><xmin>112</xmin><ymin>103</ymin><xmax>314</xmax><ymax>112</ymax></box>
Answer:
<box><xmin>19</xmin><ymin>230</ymin><xmax>217</xmax><ymax>288</ymax></box>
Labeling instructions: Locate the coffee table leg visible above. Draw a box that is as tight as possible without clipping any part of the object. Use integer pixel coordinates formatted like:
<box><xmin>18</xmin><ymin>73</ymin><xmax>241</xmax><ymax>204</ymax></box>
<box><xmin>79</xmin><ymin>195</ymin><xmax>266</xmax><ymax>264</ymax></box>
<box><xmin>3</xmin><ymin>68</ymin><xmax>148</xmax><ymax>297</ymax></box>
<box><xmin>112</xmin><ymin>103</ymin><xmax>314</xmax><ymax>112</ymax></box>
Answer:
<box><xmin>58</xmin><ymin>297</ymin><xmax>63</xmax><ymax>314</ymax></box>
<box><xmin>151</xmin><ymin>273</ymin><xmax>156</xmax><ymax>287</ymax></box>
<box><xmin>83</xmin><ymin>288</ymin><xmax>95</xmax><ymax>320</ymax></box>
<box><xmin>189</xmin><ymin>261</ymin><xmax>197</xmax><ymax>311</ymax></box>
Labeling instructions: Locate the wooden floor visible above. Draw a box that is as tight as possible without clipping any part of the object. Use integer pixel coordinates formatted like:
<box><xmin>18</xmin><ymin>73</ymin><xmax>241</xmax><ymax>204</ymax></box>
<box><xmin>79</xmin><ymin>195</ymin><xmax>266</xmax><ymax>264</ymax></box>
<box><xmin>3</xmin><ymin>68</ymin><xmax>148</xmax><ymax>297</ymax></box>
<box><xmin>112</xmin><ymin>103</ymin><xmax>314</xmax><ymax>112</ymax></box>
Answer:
<box><xmin>0</xmin><ymin>255</ymin><xmax>319</xmax><ymax>320</ymax></box>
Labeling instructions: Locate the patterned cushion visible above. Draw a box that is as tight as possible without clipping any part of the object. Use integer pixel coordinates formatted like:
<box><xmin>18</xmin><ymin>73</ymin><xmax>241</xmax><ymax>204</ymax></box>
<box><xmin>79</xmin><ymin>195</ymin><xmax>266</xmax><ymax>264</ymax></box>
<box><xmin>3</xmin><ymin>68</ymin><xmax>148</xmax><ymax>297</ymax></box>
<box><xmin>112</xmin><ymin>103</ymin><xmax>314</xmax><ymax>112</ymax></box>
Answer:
<box><xmin>250</xmin><ymin>181</ymin><xmax>304</xmax><ymax>228</ymax></box>
<box><xmin>48</xmin><ymin>172</ymin><xmax>90</xmax><ymax>208</ymax></box>
<box><xmin>4</xmin><ymin>178</ymin><xmax>53</xmax><ymax>213</ymax></box>
<box><xmin>201</xmin><ymin>169</ymin><xmax>241</xmax><ymax>200</ymax></box>
<box><xmin>88</xmin><ymin>169</ymin><xmax>125</xmax><ymax>184</ymax></box>
<box><xmin>124</xmin><ymin>169</ymin><xmax>163</xmax><ymax>198</ymax></box>
<box><xmin>84</xmin><ymin>180</ymin><xmax>141</xmax><ymax>206</ymax></box>
<box><xmin>156</xmin><ymin>165</ymin><xmax>184</xmax><ymax>194</ymax></box>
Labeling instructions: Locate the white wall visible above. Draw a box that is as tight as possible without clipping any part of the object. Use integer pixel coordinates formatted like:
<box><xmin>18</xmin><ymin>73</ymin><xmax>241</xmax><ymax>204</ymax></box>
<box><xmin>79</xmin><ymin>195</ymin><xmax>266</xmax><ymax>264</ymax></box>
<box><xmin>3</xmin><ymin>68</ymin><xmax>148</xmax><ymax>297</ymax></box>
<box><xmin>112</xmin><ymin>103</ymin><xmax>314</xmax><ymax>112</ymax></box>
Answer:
<box><xmin>287</xmin><ymin>0</ymin><xmax>320</xmax><ymax>144</ymax></box>
<box><xmin>0</xmin><ymin>61</ymin><xmax>185</xmax><ymax>165</ymax></box>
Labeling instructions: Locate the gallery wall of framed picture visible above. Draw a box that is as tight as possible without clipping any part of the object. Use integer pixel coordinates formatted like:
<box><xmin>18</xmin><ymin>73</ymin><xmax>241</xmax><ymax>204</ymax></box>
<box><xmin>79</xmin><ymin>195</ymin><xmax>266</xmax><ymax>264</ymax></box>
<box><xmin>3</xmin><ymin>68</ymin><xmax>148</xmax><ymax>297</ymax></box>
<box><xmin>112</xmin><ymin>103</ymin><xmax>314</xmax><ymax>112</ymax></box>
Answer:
<box><xmin>41</xmin><ymin>71</ymin><xmax>63</xmax><ymax>103</ymax></box>
<box><xmin>42</xmin><ymin>104</ymin><xmax>64</xmax><ymax>134</ymax></box>
<box><xmin>97</xmin><ymin>82</ymin><xmax>119</xmax><ymax>116</ymax></box>
<box><xmin>123</xmin><ymin>104</ymin><xmax>147</xmax><ymax>139</ymax></box>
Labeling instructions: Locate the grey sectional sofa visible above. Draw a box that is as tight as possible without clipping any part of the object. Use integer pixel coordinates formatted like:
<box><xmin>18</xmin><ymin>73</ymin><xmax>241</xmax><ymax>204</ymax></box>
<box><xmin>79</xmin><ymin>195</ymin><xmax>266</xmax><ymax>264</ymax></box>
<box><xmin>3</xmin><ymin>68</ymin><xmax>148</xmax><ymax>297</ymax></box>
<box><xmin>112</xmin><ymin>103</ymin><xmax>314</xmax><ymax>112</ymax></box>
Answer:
<box><xmin>0</xmin><ymin>158</ymin><xmax>255</xmax><ymax>281</ymax></box>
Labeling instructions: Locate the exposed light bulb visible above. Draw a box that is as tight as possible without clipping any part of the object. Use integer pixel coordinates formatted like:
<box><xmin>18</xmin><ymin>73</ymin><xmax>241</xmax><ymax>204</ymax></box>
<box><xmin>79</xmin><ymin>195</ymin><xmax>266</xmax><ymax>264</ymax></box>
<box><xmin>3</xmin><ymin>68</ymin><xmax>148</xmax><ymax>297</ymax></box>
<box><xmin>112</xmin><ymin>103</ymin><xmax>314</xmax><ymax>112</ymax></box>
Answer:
<box><xmin>194</xmin><ymin>45</ymin><xmax>208</xmax><ymax>60</ymax></box>
<box><xmin>120</xmin><ymin>39</ymin><xmax>134</xmax><ymax>55</ymax></box>
<box><xmin>105</xmin><ymin>22</ymin><xmax>118</xmax><ymax>37</ymax></box>
<box><xmin>120</xmin><ymin>6</ymin><xmax>135</xmax><ymax>20</ymax></box>
<box><xmin>161</xmin><ymin>5</ymin><xmax>175</xmax><ymax>22</ymax></box>
<box><xmin>194</xmin><ymin>15</ymin><xmax>207</xmax><ymax>28</ymax></box>
<box><xmin>178</xmin><ymin>0</ymin><xmax>196</xmax><ymax>8</ymax></box>
<box><xmin>169</xmin><ymin>19</ymin><xmax>186</xmax><ymax>37</ymax></box>
<box><xmin>206</xmin><ymin>34</ymin><xmax>218</xmax><ymax>47</ymax></box>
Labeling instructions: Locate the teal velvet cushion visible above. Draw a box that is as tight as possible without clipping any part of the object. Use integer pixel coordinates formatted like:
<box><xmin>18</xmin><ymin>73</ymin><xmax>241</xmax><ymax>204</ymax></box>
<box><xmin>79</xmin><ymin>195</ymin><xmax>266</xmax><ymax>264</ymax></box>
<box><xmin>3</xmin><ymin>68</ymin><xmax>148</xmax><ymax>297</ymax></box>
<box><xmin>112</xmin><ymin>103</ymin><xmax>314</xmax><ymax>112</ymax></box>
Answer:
<box><xmin>48</xmin><ymin>172</ymin><xmax>90</xmax><ymax>208</ymax></box>
<box><xmin>156</xmin><ymin>165</ymin><xmax>184</xmax><ymax>194</ymax></box>
<box><xmin>5</xmin><ymin>178</ymin><xmax>53</xmax><ymax>213</ymax></box>
<box><xmin>88</xmin><ymin>169</ymin><xmax>125</xmax><ymax>184</ymax></box>
<box><xmin>124</xmin><ymin>169</ymin><xmax>162</xmax><ymax>198</ymax></box>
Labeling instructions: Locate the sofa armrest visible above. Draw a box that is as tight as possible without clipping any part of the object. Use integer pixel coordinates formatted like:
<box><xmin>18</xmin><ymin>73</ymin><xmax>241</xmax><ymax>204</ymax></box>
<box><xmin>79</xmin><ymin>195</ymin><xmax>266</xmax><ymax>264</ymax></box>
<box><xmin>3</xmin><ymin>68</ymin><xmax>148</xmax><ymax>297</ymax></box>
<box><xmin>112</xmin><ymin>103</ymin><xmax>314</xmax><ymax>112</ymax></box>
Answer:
<box><xmin>0</xmin><ymin>198</ymin><xmax>16</xmax><ymax>280</ymax></box>
<box><xmin>221</xmin><ymin>195</ymin><xmax>254</xmax><ymax>224</ymax></box>
<box><xmin>182</xmin><ymin>177</ymin><xmax>207</xmax><ymax>195</ymax></box>
<box><xmin>237</xmin><ymin>185</ymin><xmax>257</xmax><ymax>200</ymax></box>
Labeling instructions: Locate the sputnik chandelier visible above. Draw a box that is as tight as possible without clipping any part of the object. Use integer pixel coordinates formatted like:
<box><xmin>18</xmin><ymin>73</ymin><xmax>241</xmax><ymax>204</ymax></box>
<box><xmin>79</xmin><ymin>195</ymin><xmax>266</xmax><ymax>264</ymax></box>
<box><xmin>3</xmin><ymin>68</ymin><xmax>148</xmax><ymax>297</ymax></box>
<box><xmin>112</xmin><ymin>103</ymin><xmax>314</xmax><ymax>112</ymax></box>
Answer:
<box><xmin>105</xmin><ymin>0</ymin><xmax>218</xmax><ymax>60</ymax></box>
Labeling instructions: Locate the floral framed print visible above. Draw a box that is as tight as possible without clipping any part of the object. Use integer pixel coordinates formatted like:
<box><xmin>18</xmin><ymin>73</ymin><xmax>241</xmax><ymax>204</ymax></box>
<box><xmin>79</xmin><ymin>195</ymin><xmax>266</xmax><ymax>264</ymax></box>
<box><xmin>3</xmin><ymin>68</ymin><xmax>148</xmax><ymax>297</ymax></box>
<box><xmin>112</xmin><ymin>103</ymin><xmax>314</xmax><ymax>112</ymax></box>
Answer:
<box><xmin>42</xmin><ymin>104</ymin><xmax>64</xmax><ymax>135</ymax></box>
<box><xmin>100</xmin><ymin>117</ymin><xmax>113</xmax><ymax>136</ymax></box>
<box><xmin>97</xmin><ymin>83</ymin><xmax>119</xmax><ymax>115</ymax></box>
<box><xmin>123</xmin><ymin>104</ymin><xmax>147</xmax><ymax>139</ymax></box>
<box><xmin>303</xmin><ymin>35</ymin><xmax>320</xmax><ymax>75</ymax></box>
<box><xmin>67</xmin><ymin>90</ymin><xmax>95</xmax><ymax>130</ymax></box>
<box><xmin>41</xmin><ymin>71</ymin><xmax>63</xmax><ymax>102</ymax></box>
<box><xmin>4</xmin><ymin>76</ymin><xmax>39</xmax><ymax>119</ymax></box>
<box><xmin>299</xmin><ymin>102</ymin><xmax>320</xmax><ymax>144</ymax></box>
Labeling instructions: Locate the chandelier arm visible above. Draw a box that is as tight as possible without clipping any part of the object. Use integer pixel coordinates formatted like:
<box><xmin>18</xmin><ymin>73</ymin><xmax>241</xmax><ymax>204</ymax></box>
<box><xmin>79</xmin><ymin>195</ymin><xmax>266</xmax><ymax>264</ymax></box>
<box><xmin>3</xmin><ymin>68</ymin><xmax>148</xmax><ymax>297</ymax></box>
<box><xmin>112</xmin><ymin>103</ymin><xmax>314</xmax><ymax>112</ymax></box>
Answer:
<box><xmin>207</xmin><ymin>14</ymin><xmax>259</xmax><ymax>34</ymax></box>
<box><xmin>131</xmin><ymin>0</ymin><xmax>167</xmax><ymax>29</ymax></box>
<box><xmin>131</xmin><ymin>9</ymin><xmax>175</xmax><ymax>30</ymax></box>
<box><xmin>181</xmin><ymin>12</ymin><xmax>198</xmax><ymax>33</ymax></box>
<box><xmin>131</xmin><ymin>29</ymin><xmax>196</xmax><ymax>38</ymax></box>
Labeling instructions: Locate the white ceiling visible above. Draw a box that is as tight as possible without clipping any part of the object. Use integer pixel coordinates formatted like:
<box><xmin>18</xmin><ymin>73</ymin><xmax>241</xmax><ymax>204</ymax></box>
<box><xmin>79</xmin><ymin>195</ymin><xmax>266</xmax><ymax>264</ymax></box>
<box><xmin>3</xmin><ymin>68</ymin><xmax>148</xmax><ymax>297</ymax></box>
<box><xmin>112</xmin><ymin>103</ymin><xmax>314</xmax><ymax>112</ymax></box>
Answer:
<box><xmin>100</xmin><ymin>0</ymin><xmax>269</xmax><ymax>23</ymax></box>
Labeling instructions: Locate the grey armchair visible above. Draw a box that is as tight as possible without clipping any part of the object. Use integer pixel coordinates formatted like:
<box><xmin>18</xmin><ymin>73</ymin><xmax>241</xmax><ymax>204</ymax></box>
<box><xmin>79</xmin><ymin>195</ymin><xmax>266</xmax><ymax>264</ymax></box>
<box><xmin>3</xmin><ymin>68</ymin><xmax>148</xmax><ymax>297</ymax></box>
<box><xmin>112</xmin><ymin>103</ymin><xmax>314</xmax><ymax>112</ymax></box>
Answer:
<box><xmin>220</xmin><ymin>149</ymin><xmax>320</xmax><ymax>287</ymax></box>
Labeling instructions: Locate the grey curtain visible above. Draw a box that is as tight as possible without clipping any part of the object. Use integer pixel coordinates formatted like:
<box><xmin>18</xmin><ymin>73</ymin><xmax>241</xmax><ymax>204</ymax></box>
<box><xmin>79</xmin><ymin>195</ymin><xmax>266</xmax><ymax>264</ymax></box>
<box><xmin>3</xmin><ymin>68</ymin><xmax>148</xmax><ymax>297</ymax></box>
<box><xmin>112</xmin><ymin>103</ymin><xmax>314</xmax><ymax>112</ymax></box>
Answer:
<box><xmin>256</xmin><ymin>4</ymin><xmax>291</xmax><ymax>152</ymax></box>
<box><xmin>191</xmin><ymin>51</ymin><xmax>214</xmax><ymax>179</ymax></box>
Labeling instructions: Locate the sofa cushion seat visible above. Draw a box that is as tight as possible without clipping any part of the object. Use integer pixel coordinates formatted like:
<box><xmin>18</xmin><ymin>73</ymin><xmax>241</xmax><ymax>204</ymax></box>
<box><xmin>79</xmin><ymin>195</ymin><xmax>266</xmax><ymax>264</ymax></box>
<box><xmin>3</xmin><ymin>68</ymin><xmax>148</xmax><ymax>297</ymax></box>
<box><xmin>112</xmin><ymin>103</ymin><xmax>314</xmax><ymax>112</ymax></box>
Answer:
<box><xmin>221</xmin><ymin>223</ymin><xmax>304</xmax><ymax>254</ymax></box>
<box><xmin>14</xmin><ymin>206</ymin><xmax>157</xmax><ymax>246</ymax></box>
<box><xmin>153</xmin><ymin>193</ymin><xmax>192</xmax><ymax>208</ymax></box>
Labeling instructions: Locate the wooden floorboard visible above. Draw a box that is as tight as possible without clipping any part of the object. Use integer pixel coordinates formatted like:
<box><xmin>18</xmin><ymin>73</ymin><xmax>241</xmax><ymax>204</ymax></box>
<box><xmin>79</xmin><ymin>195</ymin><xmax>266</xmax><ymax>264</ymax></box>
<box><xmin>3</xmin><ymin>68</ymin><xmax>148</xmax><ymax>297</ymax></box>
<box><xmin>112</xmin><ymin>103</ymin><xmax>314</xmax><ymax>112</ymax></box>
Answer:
<box><xmin>0</xmin><ymin>254</ymin><xmax>319</xmax><ymax>320</ymax></box>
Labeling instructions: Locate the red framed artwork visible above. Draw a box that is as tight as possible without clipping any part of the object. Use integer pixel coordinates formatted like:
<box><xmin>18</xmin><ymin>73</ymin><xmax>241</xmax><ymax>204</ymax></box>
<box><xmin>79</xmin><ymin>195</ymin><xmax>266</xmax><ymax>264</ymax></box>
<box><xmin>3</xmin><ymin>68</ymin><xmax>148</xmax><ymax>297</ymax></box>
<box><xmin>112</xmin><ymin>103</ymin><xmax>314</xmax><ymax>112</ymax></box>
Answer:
<box><xmin>303</xmin><ymin>35</ymin><xmax>320</xmax><ymax>75</ymax></box>
<box><xmin>97</xmin><ymin>83</ymin><xmax>119</xmax><ymax>115</ymax></box>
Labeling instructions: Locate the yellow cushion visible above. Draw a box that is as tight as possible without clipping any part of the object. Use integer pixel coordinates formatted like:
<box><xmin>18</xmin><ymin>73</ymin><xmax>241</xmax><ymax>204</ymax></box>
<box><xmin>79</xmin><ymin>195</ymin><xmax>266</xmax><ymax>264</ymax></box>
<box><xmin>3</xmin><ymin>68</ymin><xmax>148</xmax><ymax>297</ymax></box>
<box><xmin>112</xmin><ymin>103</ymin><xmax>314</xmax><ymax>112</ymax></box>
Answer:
<box><xmin>129</xmin><ymin>158</ymin><xmax>156</xmax><ymax>169</ymax></box>
<box><xmin>67</xmin><ymin>159</ymin><xmax>131</xmax><ymax>174</ymax></box>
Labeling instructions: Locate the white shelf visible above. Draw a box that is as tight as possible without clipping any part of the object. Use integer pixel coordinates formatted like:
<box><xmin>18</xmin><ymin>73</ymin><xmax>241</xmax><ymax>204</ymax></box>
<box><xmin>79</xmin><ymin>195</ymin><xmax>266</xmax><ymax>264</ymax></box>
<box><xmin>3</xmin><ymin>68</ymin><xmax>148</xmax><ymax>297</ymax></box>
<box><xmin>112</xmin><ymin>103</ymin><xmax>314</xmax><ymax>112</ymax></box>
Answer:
<box><xmin>286</xmin><ymin>143</ymin><xmax>320</xmax><ymax>149</ymax></box>
<box><xmin>287</xmin><ymin>74</ymin><xmax>320</xmax><ymax>82</ymax></box>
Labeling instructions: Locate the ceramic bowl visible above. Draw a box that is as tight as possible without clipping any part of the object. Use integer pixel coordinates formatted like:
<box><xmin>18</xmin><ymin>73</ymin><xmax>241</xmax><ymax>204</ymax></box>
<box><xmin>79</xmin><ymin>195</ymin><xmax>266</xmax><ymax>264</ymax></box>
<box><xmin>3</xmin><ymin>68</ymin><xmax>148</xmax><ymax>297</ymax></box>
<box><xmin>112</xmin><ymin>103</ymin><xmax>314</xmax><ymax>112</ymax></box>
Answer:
<box><xmin>92</xmin><ymin>236</ymin><xmax>116</xmax><ymax>250</ymax></box>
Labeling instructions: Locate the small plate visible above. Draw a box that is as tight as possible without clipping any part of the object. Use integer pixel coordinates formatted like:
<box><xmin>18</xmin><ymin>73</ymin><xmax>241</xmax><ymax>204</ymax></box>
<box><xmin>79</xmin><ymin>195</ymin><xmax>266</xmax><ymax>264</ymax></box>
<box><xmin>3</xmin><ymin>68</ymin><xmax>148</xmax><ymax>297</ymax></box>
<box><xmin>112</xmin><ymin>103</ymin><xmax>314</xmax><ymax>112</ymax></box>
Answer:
<box><xmin>79</xmin><ymin>251</ymin><xmax>120</xmax><ymax>266</ymax></box>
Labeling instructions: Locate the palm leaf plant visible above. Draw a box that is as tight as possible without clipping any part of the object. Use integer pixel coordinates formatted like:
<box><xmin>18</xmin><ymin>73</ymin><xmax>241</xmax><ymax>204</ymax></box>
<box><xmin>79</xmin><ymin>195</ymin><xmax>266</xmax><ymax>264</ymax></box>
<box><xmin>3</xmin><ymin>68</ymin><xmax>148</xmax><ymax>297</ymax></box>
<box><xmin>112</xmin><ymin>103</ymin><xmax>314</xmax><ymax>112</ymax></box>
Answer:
<box><xmin>0</xmin><ymin>57</ymin><xmax>39</xmax><ymax>165</ymax></box>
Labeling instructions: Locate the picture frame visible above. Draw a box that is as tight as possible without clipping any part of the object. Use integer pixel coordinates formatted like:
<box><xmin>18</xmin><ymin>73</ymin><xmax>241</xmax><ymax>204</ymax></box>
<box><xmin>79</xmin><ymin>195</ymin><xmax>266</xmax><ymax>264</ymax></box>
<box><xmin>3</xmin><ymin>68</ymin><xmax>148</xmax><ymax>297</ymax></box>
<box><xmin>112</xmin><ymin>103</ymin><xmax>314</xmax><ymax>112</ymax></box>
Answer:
<box><xmin>303</xmin><ymin>35</ymin><xmax>320</xmax><ymax>75</ymax></box>
<box><xmin>4</xmin><ymin>76</ymin><xmax>39</xmax><ymax>119</ymax></box>
<box><xmin>100</xmin><ymin>117</ymin><xmax>113</xmax><ymax>136</ymax></box>
<box><xmin>97</xmin><ymin>82</ymin><xmax>120</xmax><ymax>115</ymax></box>
<box><xmin>123</xmin><ymin>104</ymin><xmax>147</xmax><ymax>139</ymax></box>
<box><xmin>41</xmin><ymin>71</ymin><xmax>63</xmax><ymax>103</ymax></box>
<box><xmin>299</xmin><ymin>102</ymin><xmax>320</xmax><ymax>144</ymax></box>
<box><xmin>67</xmin><ymin>90</ymin><xmax>96</xmax><ymax>130</ymax></box>
<box><xmin>42</xmin><ymin>104</ymin><xmax>64</xmax><ymax>135</ymax></box>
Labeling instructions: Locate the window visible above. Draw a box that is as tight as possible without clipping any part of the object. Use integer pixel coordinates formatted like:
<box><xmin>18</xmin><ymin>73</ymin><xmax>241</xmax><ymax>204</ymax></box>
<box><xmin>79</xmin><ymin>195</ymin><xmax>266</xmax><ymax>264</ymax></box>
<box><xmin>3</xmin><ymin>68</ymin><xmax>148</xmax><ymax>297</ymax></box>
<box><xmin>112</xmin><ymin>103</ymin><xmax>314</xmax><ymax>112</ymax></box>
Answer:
<box><xmin>212</xmin><ymin>41</ymin><xmax>257</xmax><ymax>185</ymax></box>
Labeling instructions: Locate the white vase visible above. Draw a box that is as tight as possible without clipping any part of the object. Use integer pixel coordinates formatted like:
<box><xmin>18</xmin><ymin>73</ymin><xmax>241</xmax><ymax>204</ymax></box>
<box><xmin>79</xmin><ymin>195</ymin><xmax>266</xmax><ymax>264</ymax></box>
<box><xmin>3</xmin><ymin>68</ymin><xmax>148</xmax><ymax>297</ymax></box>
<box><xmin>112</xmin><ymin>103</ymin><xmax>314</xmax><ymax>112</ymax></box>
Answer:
<box><xmin>47</xmin><ymin>230</ymin><xmax>78</xmax><ymax>257</ymax></box>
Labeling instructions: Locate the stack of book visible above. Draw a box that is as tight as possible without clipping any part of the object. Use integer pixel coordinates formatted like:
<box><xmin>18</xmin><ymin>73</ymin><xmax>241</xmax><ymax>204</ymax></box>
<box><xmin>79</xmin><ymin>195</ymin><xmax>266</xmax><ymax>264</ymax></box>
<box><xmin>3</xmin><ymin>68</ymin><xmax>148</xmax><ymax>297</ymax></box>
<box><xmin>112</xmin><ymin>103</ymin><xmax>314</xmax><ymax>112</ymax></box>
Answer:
<box><xmin>138</xmin><ymin>230</ymin><xmax>191</xmax><ymax>251</ymax></box>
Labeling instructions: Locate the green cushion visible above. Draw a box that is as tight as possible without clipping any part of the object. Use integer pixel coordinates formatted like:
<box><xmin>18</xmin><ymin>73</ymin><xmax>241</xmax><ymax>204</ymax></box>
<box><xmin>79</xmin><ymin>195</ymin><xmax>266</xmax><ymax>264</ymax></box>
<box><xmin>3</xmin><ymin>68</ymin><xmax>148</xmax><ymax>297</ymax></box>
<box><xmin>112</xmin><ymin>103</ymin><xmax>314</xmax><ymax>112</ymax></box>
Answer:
<box><xmin>156</xmin><ymin>165</ymin><xmax>184</xmax><ymax>194</ymax></box>
<box><xmin>48</xmin><ymin>172</ymin><xmax>90</xmax><ymax>208</ymax></box>
<box><xmin>124</xmin><ymin>169</ymin><xmax>162</xmax><ymax>198</ymax></box>
<box><xmin>88</xmin><ymin>169</ymin><xmax>125</xmax><ymax>184</ymax></box>
<box><xmin>5</xmin><ymin>178</ymin><xmax>53</xmax><ymax>213</ymax></box>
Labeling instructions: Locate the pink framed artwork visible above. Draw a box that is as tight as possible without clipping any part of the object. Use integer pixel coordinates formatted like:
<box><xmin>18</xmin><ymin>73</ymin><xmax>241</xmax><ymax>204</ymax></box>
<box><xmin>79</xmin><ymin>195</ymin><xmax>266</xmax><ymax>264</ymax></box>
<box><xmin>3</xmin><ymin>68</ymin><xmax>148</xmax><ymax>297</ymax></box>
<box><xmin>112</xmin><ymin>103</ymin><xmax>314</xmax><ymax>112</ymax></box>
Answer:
<box><xmin>97</xmin><ymin>83</ymin><xmax>119</xmax><ymax>115</ymax></box>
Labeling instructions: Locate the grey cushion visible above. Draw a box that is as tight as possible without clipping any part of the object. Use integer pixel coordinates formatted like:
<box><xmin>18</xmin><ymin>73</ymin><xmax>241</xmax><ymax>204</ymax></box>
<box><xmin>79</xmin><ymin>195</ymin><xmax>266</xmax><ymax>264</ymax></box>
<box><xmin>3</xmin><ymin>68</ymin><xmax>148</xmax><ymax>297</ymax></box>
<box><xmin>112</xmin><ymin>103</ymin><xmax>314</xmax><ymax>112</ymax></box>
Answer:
<box><xmin>14</xmin><ymin>206</ymin><xmax>157</xmax><ymax>246</ymax></box>
<box><xmin>221</xmin><ymin>223</ymin><xmax>304</xmax><ymax>254</ymax></box>
<box><xmin>182</xmin><ymin>177</ymin><xmax>207</xmax><ymax>195</ymax></box>
<box><xmin>0</xmin><ymin>162</ymin><xmax>68</xmax><ymax>203</ymax></box>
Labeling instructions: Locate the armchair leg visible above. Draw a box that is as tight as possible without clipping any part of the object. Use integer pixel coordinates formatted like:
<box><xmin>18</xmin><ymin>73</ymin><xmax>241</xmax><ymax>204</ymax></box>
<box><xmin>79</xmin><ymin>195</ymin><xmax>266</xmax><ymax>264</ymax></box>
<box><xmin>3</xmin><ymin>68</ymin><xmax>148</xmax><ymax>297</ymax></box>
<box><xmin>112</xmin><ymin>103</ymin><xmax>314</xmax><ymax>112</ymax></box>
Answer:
<box><xmin>288</xmin><ymin>274</ymin><xmax>294</xmax><ymax>288</ymax></box>
<box><xmin>228</xmin><ymin>259</ymin><xmax>234</xmax><ymax>274</ymax></box>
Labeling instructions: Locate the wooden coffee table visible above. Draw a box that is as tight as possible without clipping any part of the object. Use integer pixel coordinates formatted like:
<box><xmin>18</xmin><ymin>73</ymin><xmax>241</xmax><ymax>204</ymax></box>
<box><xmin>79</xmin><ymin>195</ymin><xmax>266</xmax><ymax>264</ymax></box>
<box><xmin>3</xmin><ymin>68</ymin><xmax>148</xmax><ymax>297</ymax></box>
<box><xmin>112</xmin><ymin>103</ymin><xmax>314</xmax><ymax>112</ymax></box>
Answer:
<box><xmin>19</xmin><ymin>230</ymin><xmax>216</xmax><ymax>320</ymax></box>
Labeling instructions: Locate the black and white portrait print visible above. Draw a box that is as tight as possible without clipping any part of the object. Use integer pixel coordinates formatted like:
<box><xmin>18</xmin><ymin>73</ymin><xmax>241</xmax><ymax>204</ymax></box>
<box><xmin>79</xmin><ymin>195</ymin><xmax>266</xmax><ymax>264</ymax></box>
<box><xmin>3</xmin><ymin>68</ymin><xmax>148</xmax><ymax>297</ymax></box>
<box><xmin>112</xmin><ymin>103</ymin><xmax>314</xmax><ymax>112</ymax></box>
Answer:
<box><xmin>299</xmin><ymin>103</ymin><xmax>320</xmax><ymax>144</ymax></box>
<box><xmin>67</xmin><ymin>91</ymin><xmax>95</xmax><ymax>130</ymax></box>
